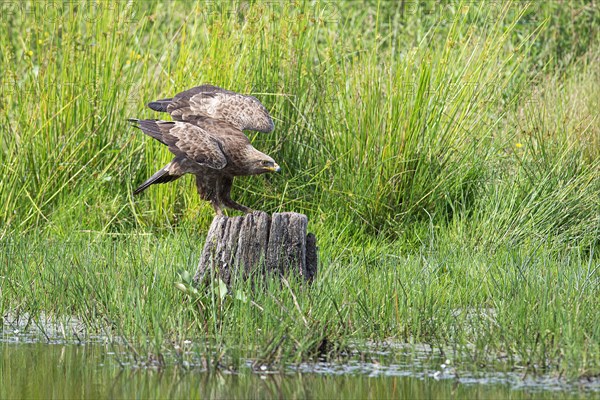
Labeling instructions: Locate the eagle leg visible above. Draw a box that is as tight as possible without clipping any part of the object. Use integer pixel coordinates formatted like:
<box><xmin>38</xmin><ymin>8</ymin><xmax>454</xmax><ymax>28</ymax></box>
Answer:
<box><xmin>218</xmin><ymin>177</ymin><xmax>253</xmax><ymax>214</ymax></box>
<box><xmin>222</xmin><ymin>198</ymin><xmax>253</xmax><ymax>214</ymax></box>
<box><xmin>209</xmin><ymin>198</ymin><xmax>223</xmax><ymax>216</ymax></box>
<box><xmin>210</xmin><ymin>200</ymin><xmax>224</xmax><ymax>216</ymax></box>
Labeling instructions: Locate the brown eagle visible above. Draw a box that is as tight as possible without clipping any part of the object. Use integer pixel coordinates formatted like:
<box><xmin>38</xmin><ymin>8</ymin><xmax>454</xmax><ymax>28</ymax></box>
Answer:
<box><xmin>129</xmin><ymin>85</ymin><xmax>279</xmax><ymax>215</ymax></box>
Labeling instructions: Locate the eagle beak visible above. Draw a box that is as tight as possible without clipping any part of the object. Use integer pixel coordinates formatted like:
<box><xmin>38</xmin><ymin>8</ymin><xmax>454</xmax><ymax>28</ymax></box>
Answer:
<box><xmin>270</xmin><ymin>163</ymin><xmax>281</xmax><ymax>172</ymax></box>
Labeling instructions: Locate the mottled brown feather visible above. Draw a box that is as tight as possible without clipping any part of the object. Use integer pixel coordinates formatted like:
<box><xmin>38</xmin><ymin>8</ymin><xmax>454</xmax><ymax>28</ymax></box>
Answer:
<box><xmin>147</xmin><ymin>84</ymin><xmax>275</xmax><ymax>133</ymax></box>
<box><xmin>130</xmin><ymin>86</ymin><xmax>279</xmax><ymax>215</ymax></box>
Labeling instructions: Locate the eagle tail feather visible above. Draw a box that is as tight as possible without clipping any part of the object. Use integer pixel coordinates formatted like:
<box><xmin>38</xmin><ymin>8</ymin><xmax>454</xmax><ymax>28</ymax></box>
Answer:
<box><xmin>134</xmin><ymin>163</ymin><xmax>181</xmax><ymax>195</ymax></box>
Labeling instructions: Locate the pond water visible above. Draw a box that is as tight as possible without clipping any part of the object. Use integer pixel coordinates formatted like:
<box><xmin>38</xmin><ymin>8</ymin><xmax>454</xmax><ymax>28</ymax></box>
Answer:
<box><xmin>1</xmin><ymin>317</ymin><xmax>598</xmax><ymax>399</ymax></box>
<box><xmin>2</xmin><ymin>341</ymin><xmax>598</xmax><ymax>400</ymax></box>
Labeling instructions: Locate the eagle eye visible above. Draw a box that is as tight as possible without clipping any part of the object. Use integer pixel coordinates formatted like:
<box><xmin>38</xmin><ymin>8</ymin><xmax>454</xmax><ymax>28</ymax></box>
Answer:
<box><xmin>261</xmin><ymin>160</ymin><xmax>270</xmax><ymax>166</ymax></box>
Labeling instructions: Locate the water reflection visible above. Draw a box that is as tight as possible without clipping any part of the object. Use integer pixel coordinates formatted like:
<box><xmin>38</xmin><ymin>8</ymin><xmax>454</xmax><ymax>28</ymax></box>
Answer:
<box><xmin>1</xmin><ymin>343</ymin><xmax>596</xmax><ymax>399</ymax></box>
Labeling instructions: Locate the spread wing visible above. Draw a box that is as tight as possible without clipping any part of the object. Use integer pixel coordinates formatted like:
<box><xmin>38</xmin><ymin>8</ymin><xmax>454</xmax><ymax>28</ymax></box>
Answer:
<box><xmin>147</xmin><ymin>84</ymin><xmax>274</xmax><ymax>133</ymax></box>
<box><xmin>129</xmin><ymin>119</ymin><xmax>227</xmax><ymax>170</ymax></box>
<box><xmin>184</xmin><ymin>115</ymin><xmax>252</xmax><ymax>141</ymax></box>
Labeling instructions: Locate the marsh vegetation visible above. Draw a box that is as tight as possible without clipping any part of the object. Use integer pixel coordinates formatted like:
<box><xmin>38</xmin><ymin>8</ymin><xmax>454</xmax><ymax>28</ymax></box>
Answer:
<box><xmin>1</xmin><ymin>0</ymin><xmax>599</xmax><ymax>396</ymax></box>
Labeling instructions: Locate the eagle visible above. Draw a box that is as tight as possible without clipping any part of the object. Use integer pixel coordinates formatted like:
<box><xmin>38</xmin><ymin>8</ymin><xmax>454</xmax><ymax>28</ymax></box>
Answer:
<box><xmin>129</xmin><ymin>85</ymin><xmax>280</xmax><ymax>215</ymax></box>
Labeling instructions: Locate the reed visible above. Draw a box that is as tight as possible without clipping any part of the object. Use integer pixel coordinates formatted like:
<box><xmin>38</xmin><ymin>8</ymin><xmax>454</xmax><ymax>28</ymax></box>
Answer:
<box><xmin>1</xmin><ymin>0</ymin><xmax>598</xmax><ymax>379</ymax></box>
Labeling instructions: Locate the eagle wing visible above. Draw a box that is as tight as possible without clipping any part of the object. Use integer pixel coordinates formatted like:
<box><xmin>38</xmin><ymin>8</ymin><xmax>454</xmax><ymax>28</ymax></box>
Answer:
<box><xmin>184</xmin><ymin>115</ymin><xmax>251</xmax><ymax>141</ymax></box>
<box><xmin>147</xmin><ymin>84</ymin><xmax>274</xmax><ymax>133</ymax></box>
<box><xmin>129</xmin><ymin>119</ymin><xmax>227</xmax><ymax>170</ymax></box>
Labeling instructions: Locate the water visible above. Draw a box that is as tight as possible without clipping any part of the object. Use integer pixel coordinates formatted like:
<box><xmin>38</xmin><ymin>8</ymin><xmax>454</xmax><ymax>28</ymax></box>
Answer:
<box><xmin>3</xmin><ymin>342</ymin><xmax>599</xmax><ymax>400</ymax></box>
<box><xmin>1</xmin><ymin>318</ymin><xmax>599</xmax><ymax>399</ymax></box>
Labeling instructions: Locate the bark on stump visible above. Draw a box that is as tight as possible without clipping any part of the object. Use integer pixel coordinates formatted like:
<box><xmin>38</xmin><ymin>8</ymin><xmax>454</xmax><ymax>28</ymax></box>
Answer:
<box><xmin>194</xmin><ymin>211</ymin><xmax>317</xmax><ymax>285</ymax></box>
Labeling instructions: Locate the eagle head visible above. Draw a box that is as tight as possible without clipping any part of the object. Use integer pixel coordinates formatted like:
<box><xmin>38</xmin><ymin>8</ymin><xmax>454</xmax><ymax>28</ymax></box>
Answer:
<box><xmin>244</xmin><ymin>147</ymin><xmax>280</xmax><ymax>175</ymax></box>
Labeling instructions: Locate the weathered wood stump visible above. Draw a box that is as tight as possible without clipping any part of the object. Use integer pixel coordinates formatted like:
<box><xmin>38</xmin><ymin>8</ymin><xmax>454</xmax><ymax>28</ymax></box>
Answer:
<box><xmin>194</xmin><ymin>212</ymin><xmax>317</xmax><ymax>285</ymax></box>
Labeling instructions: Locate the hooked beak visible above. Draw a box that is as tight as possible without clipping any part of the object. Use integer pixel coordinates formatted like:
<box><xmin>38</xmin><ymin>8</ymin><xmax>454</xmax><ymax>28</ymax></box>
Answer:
<box><xmin>269</xmin><ymin>163</ymin><xmax>281</xmax><ymax>172</ymax></box>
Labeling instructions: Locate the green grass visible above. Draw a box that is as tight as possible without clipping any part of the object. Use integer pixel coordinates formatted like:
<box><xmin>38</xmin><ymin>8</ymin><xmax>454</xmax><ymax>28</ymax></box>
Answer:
<box><xmin>2</xmin><ymin>229</ymin><xmax>599</xmax><ymax>378</ymax></box>
<box><xmin>1</xmin><ymin>0</ymin><xmax>599</xmax><ymax>380</ymax></box>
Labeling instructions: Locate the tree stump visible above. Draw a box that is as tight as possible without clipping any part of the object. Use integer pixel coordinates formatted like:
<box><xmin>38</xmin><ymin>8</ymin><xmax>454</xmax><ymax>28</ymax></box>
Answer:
<box><xmin>194</xmin><ymin>211</ymin><xmax>317</xmax><ymax>285</ymax></box>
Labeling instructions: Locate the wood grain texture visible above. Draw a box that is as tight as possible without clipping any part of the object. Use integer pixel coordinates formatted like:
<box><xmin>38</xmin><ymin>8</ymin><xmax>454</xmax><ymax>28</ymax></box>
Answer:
<box><xmin>194</xmin><ymin>212</ymin><xmax>317</xmax><ymax>285</ymax></box>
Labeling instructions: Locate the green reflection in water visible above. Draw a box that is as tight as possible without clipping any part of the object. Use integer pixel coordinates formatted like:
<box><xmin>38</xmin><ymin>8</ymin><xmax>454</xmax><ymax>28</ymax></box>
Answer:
<box><xmin>0</xmin><ymin>343</ymin><xmax>593</xmax><ymax>399</ymax></box>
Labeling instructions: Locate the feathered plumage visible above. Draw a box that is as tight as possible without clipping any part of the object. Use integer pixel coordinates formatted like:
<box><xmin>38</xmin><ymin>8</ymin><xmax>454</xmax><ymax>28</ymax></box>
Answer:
<box><xmin>130</xmin><ymin>85</ymin><xmax>279</xmax><ymax>215</ymax></box>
